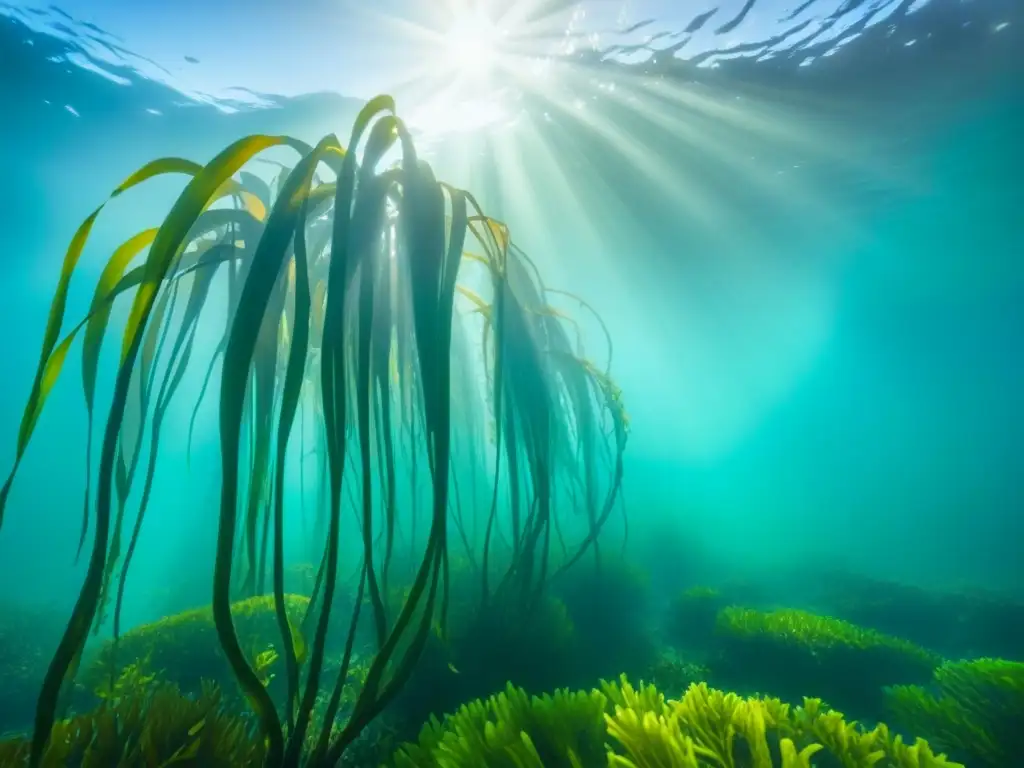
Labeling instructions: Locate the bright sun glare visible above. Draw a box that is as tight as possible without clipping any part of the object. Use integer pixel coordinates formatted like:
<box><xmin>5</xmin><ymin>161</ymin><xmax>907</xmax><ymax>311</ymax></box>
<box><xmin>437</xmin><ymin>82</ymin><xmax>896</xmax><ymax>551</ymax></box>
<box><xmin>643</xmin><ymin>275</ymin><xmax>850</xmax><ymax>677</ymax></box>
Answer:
<box><xmin>373</xmin><ymin>0</ymin><xmax>862</xmax><ymax>457</ymax></box>
<box><xmin>442</xmin><ymin>11</ymin><xmax>502</xmax><ymax>79</ymax></box>
<box><xmin>398</xmin><ymin>3</ymin><xmax>520</xmax><ymax>138</ymax></box>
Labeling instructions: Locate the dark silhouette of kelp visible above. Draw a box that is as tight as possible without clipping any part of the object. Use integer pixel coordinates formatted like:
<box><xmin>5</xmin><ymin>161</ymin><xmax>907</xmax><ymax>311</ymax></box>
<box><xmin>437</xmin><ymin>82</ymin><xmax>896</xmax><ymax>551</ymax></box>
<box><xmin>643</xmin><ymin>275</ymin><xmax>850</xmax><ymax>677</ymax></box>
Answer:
<box><xmin>0</xmin><ymin>95</ymin><xmax>626</xmax><ymax>766</ymax></box>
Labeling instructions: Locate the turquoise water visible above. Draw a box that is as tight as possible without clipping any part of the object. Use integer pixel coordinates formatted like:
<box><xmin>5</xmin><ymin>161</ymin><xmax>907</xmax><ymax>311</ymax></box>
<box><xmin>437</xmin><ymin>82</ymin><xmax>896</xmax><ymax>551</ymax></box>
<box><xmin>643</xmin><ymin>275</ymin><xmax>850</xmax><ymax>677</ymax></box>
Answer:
<box><xmin>0</xmin><ymin>0</ymin><xmax>1020</xmax><ymax>763</ymax></box>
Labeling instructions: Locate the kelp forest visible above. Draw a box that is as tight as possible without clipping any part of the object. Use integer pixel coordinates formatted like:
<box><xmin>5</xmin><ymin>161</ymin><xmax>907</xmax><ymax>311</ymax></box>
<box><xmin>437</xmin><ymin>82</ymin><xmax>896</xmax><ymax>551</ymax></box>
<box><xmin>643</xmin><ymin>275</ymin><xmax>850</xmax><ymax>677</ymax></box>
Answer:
<box><xmin>0</xmin><ymin>96</ymin><xmax>629</xmax><ymax>766</ymax></box>
<box><xmin>0</xmin><ymin>96</ymin><xmax>1020</xmax><ymax>768</ymax></box>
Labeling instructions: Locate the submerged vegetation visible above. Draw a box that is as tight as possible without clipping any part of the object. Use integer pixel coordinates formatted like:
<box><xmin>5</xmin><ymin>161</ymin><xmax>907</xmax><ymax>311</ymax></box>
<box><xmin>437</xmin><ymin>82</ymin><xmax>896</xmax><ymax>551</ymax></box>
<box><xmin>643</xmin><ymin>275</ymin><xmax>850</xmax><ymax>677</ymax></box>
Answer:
<box><xmin>0</xmin><ymin>86</ymin><xmax>1018</xmax><ymax>768</ymax></box>
<box><xmin>814</xmin><ymin>572</ymin><xmax>1024</xmax><ymax>660</ymax></box>
<box><xmin>885</xmin><ymin>657</ymin><xmax>1024</xmax><ymax>767</ymax></box>
<box><xmin>389</xmin><ymin>557</ymin><xmax>653</xmax><ymax>730</ymax></box>
<box><xmin>710</xmin><ymin>606</ymin><xmax>939</xmax><ymax>715</ymax></box>
<box><xmin>715</xmin><ymin>607</ymin><xmax>937</xmax><ymax>661</ymax></box>
<box><xmin>78</xmin><ymin>595</ymin><xmax>311</xmax><ymax>704</ymax></box>
<box><xmin>0</xmin><ymin>671</ymin><xmax>970</xmax><ymax>768</ymax></box>
<box><xmin>0</xmin><ymin>95</ymin><xmax>628</xmax><ymax>765</ymax></box>
<box><xmin>390</xmin><ymin>674</ymin><xmax>962</xmax><ymax>768</ymax></box>
<box><xmin>0</xmin><ymin>682</ymin><xmax>264</xmax><ymax>767</ymax></box>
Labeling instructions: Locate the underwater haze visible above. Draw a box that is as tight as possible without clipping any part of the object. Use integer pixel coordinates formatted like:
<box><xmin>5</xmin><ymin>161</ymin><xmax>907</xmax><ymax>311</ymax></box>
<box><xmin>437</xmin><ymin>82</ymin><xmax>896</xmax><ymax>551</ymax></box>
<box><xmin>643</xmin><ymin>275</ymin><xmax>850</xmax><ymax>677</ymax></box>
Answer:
<box><xmin>0</xmin><ymin>0</ymin><xmax>1021</xmax><ymax>765</ymax></box>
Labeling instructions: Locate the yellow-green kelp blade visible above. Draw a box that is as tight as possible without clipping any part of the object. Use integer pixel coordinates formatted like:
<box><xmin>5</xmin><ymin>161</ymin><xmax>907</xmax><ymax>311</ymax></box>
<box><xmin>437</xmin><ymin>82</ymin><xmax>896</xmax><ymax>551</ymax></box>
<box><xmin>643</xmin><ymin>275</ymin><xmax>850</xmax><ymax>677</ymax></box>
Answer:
<box><xmin>28</xmin><ymin>134</ymin><xmax>295</xmax><ymax>768</ymax></box>
<box><xmin>0</xmin><ymin>158</ymin><xmax>203</xmax><ymax>526</ymax></box>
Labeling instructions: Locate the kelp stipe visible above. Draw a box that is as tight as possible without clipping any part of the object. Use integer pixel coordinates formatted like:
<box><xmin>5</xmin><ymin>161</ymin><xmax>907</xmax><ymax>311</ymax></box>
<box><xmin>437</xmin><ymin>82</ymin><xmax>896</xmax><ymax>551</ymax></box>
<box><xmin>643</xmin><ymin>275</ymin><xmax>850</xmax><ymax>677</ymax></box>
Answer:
<box><xmin>0</xmin><ymin>95</ymin><xmax>627</xmax><ymax>766</ymax></box>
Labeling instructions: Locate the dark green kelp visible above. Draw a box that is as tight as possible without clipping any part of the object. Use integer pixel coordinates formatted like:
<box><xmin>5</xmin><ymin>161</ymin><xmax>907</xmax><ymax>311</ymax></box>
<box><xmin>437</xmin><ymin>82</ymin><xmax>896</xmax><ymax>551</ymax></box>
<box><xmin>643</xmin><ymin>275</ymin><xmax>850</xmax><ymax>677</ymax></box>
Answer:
<box><xmin>0</xmin><ymin>96</ymin><xmax>626</xmax><ymax>766</ymax></box>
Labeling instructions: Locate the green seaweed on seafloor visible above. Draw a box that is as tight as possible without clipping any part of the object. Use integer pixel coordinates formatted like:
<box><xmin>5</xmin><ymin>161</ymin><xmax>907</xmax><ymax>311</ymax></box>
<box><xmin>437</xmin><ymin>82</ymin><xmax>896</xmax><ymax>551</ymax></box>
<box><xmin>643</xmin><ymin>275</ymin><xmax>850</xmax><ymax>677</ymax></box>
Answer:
<box><xmin>717</xmin><ymin>607</ymin><xmax>938</xmax><ymax>662</ymax></box>
<box><xmin>0</xmin><ymin>95</ymin><xmax>626</xmax><ymax>767</ymax></box>
<box><xmin>76</xmin><ymin>594</ymin><xmax>310</xmax><ymax>711</ymax></box>
<box><xmin>388</xmin><ymin>675</ymin><xmax>962</xmax><ymax>768</ymax></box>
<box><xmin>711</xmin><ymin>607</ymin><xmax>940</xmax><ymax>716</ymax></box>
<box><xmin>885</xmin><ymin>657</ymin><xmax>1024</xmax><ymax>767</ymax></box>
<box><xmin>0</xmin><ymin>682</ymin><xmax>264</xmax><ymax>767</ymax></box>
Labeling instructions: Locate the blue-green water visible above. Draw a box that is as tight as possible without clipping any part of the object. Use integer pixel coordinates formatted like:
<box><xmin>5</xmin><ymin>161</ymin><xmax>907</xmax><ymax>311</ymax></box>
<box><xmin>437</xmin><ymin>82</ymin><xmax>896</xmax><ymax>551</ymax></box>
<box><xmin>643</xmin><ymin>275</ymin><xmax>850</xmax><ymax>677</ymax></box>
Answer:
<box><xmin>0</xmin><ymin>0</ymin><xmax>1020</xmax><ymax>764</ymax></box>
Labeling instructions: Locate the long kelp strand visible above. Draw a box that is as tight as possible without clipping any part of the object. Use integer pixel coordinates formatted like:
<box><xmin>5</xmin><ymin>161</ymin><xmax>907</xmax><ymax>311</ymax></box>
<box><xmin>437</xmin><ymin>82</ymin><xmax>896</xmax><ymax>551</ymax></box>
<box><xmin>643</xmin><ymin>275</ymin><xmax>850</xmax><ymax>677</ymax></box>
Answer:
<box><xmin>0</xmin><ymin>94</ymin><xmax>629</xmax><ymax>768</ymax></box>
<box><xmin>287</xmin><ymin>98</ymin><xmax>388</xmax><ymax>764</ymax></box>
<box><xmin>111</xmin><ymin>241</ymin><xmax>229</xmax><ymax>648</ymax></box>
<box><xmin>271</xmin><ymin>186</ymin><xmax>314</xmax><ymax>731</ymax></box>
<box><xmin>217</xmin><ymin>134</ymin><xmax>331</xmax><ymax>766</ymax></box>
<box><xmin>28</xmin><ymin>135</ymin><xmax>289</xmax><ymax>767</ymax></box>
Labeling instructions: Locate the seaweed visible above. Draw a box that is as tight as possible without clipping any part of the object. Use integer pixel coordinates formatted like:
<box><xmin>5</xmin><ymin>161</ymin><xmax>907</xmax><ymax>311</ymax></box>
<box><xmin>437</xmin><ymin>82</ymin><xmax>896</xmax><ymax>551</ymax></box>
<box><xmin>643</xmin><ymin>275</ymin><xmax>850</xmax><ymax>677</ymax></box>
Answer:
<box><xmin>0</xmin><ymin>95</ymin><xmax>625</xmax><ymax>765</ymax></box>
<box><xmin>389</xmin><ymin>674</ymin><xmax>961</xmax><ymax>767</ymax></box>
<box><xmin>0</xmin><ymin>682</ymin><xmax>264</xmax><ymax>767</ymax></box>
<box><xmin>885</xmin><ymin>657</ymin><xmax>1024</xmax><ymax>767</ymax></box>
<box><xmin>711</xmin><ymin>607</ymin><xmax>940</xmax><ymax>716</ymax></box>
<box><xmin>645</xmin><ymin>649</ymin><xmax>710</xmax><ymax>696</ymax></box>
<box><xmin>391</xmin><ymin>554</ymin><xmax>658</xmax><ymax>731</ymax></box>
<box><xmin>392</xmin><ymin>684</ymin><xmax>609</xmax><ymax>768</ymax></box>
<box><xmin>78</xmin><ymin>595</ymin><xmax>311</xmax><ymax>704</ymax></box>
<box><xmin>388</xmin><ymin>563</ymin><xmax>581</xmax><ymax>731</ymax></box>
<box><xmin>814</xmin><ymin>570</ymin><xmax>1024</xmax><ymax>660</ymax></box>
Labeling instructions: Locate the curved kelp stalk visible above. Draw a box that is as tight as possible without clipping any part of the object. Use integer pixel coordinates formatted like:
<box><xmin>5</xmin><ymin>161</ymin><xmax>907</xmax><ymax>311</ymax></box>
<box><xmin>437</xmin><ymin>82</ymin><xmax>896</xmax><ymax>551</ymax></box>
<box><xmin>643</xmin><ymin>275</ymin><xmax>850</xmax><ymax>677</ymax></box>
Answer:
<box><xmin>0</xmin><ymin>96</ymin><xmax>627</xmax><ymax>767</ymax></box>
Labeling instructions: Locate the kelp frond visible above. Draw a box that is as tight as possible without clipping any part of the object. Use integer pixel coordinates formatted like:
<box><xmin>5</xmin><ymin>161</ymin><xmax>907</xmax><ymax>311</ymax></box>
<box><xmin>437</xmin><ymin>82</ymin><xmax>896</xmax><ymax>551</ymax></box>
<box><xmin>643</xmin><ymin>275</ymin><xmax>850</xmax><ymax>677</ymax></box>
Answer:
<box><xmin>0</xmin><ymin>95</ymin><xmax>626</xmax><ymax>766</ymax></box>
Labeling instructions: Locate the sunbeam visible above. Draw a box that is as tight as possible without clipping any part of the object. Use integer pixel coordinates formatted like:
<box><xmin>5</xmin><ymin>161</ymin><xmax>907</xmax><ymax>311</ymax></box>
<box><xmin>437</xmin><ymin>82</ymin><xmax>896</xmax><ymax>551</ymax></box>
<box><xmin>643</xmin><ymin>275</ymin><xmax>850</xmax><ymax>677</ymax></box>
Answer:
<box><xmin>352</xmin><ymin>0</ymin><xmax>898</xmax><ymax>460</ymax></box>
